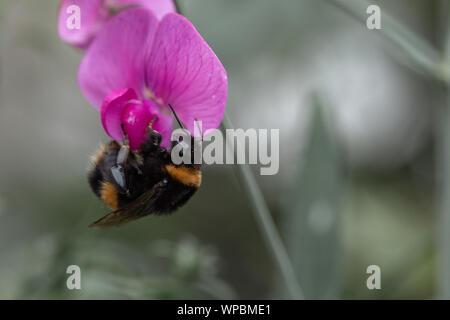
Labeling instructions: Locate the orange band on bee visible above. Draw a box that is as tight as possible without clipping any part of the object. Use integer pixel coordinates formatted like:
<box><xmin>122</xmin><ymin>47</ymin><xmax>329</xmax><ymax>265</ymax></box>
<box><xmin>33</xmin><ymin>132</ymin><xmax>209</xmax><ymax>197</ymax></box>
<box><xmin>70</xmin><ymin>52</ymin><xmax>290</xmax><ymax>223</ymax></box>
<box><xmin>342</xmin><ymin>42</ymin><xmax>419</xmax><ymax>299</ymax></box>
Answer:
<box><xmin>100</xmin><ymin>181</ymin><xmax>119</xmax><ymax>210</ymax></box>
<box><xmin>165</xmin><ymin>165</ymin><xmax>201</xmax><ymax>187</ymax></box>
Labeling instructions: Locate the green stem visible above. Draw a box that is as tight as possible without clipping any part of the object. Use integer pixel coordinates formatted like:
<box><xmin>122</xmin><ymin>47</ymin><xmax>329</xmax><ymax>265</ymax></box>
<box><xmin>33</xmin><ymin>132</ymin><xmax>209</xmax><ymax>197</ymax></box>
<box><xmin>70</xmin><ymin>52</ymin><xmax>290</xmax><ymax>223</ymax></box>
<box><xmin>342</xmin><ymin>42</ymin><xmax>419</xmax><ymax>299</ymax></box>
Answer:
<box><xmin>220</xmin><ymin>115</ymin><xmax>304</xmax><ymax>299</ymax></box>
<box><xmin>173</xmin><ymin>0</ymin><xmax>303</xmax><ymax>299</ymax></box>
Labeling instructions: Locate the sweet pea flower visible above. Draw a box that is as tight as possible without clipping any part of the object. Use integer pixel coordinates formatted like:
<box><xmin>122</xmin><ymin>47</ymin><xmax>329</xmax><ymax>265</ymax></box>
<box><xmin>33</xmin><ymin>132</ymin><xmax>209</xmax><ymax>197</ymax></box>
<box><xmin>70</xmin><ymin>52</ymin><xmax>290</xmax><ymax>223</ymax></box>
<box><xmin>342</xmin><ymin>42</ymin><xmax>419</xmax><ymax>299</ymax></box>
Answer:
<box><xmin>78</xmin><ymin>8</ymin><xmax>227</xmax><ymax>150</ymax></box>
<box><xmin>58</xmin><ymin>0</ymin><xmax>175</xmax><ymax>49</ymax></box>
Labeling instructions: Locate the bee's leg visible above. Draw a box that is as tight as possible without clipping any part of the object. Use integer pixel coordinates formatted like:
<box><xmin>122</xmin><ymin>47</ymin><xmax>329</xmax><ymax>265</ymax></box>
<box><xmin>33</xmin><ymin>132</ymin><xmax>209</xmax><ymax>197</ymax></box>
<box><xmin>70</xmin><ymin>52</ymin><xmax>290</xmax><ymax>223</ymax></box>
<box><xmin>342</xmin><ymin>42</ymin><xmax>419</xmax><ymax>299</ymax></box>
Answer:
<box><xmin>110</xmin><ymin>147</ymin><xmax>130</xmax><ymax>196</ymax></box>
<box><xmin>146</xmin><ymin>115</ymin><xmax>162</xmax><ymax>146</ymax></box>
<box><xmin>148</xmin><ymin>114</ymin><xmax>158</xmax><ymax>129</ymax></box>
<box><xmin>119</xmin><ymin>123</ymin><xmax>143</xmax><ymax>175</ymax></box>
<box><xmin>110</xmin><ymin>124</ymin><xmax>133</xmax><ymax>195</ymax></box>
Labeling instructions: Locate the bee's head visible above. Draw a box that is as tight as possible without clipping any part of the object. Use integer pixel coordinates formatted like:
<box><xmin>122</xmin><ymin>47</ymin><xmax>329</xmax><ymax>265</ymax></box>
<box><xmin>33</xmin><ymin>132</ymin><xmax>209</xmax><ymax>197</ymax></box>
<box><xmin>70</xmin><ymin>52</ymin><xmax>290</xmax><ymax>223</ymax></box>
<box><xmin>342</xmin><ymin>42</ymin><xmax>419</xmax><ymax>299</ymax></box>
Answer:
<box><xmin>147</xmin><ymin>127</ymin><xmax>162</xmax><ymax>146</ymax></box>
<box><xmin>138</xmin><ymin>127</ymin><xmax>164</xmax><ymax>158</ymax></box>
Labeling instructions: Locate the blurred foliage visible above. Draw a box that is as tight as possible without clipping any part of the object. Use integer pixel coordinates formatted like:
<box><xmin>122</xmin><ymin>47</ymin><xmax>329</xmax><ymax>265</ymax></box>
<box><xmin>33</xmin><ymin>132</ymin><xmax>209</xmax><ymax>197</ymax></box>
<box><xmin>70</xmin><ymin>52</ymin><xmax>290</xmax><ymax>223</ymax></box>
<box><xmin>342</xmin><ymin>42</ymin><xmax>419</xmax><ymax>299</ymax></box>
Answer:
<box><xmin>281</xmin><ymin>94</ymin><xmax>342</xmax><ymax>299</ymax></box>
<box><xmin>14</xmin><ymin>234</ymin><xmax>235</xmax><ymax>299</ymax></box>
<box><xmin>0</xmin><ymin>0</ymin><xmax>448</xmax><ymax>300</ymax></box>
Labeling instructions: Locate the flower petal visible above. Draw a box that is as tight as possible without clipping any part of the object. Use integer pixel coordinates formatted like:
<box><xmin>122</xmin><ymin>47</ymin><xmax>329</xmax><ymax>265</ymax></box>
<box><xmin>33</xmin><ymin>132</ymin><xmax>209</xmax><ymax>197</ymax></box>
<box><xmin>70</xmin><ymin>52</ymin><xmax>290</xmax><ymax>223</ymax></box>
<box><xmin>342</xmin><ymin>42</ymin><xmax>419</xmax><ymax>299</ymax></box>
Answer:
<box><xmin>145</xmin><ymin>13</ymin><xmax>228</xmax><ymax>134</ymax></box>
<box><xmin>101</xmin><ymin>88</ymin><xmax>139</xmax><ymax>141</ymax></box>
<box><xmin>58</xmin><ymin>0</ymin><xmax>105</xmax><ymax>49</ymax></box>
<box><xmin>122</xmin><ymin>102</ymin><xmax>154</xmax><ymax>150</ymax></box>
<box><xmin>115</xmin><ymin>0</ymin><xmax>176</xmax><ymax>19</ymax></box>
<box><xmin>101</xmin><ymin>89</ymin><xmax>173</xmax><ymax>150</ymax></box>
<box><xmin>122</xmin><ymin>100</ymin><xmax>172</xmax><ymax>149</ymax></box>
<box><xmin>78</xmin><ymin>8</ymin><xmax>158</xmax><ymax>109</ymax></box>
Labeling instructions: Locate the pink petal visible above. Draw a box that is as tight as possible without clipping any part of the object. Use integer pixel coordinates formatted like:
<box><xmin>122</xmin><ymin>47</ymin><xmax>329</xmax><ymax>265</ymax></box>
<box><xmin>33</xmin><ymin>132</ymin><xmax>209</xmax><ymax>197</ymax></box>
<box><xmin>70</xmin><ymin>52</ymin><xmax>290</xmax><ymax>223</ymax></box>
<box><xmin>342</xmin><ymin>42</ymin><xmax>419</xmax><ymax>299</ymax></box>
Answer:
<box><xmin>122</xmin><ymin>100</ymin><xmax>172</xmax><ymax>149</ymax></box>
<box><xmin>115</xmin><ymin>0</ymin><xmax>176</xmax><ymax>19</ymax></box>
<box><xmin>122</xmin><ymin>102</ymin><xmax>154</xmax><ymax>150</ymax></box>
<box><xmin>101</xmin><ymin>88</ymin><xmax>138</xmax><ymax>141</ymax></box>
<box><xmin>58</xmin><ymin>0</ymin><xmax>106</xmax><ymax>49</ymax></box>
<box><xmin>145</xmin><ymin>13</ymin><xmax>228</xmax><ymax>134</ymax></box>
<box><xmin>78</xmin><ymin>8</ymin><xmax>158</xmax><ymax>109</ymax></box>
<box><xmin>58</xmin><ymin>0</ymin><xmax>174</xmax><ymax>50</ymax></box>
<box><xmin>101</xmin><ymin>89</ymin><xmax>173</xmax><ymax>150</ymax></box>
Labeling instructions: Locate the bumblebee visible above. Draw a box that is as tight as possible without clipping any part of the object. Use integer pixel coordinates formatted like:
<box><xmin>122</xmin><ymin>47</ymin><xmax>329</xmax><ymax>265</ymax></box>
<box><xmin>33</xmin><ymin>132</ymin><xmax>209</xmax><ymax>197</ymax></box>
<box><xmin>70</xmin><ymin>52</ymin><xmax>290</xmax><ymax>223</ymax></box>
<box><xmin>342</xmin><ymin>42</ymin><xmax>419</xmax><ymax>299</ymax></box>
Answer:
<box><xmin>87</xmin><ymin>108</ymin><xmax>201</xmax><ymax>227</ymax></box>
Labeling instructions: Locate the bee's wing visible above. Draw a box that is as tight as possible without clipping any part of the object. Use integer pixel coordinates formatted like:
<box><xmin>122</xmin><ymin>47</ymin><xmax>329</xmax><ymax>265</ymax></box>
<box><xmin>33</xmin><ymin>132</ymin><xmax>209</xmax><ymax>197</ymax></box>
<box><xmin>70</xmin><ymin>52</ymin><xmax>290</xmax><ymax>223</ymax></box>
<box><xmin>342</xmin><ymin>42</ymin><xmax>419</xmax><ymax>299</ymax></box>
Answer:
<box><xmin>89</xmin><ymin>185</ymin><xmax>160</xmax><ymax>228</ymax></box>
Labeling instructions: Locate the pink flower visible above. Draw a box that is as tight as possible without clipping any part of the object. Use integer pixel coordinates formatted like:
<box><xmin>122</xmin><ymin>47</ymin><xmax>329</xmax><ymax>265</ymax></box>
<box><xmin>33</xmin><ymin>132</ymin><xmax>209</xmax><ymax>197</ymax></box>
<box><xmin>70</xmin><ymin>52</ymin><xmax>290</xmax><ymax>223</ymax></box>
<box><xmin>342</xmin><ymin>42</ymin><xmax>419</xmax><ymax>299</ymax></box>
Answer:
<box><xmin>78</xmin><ymin>8</ymin><xmax>227</xmax><ymax>150</ymax></box>
<box><xmin>58</xmin><ymin>0</ymin><xmax>175</xmax><ymax>49</ymax></box>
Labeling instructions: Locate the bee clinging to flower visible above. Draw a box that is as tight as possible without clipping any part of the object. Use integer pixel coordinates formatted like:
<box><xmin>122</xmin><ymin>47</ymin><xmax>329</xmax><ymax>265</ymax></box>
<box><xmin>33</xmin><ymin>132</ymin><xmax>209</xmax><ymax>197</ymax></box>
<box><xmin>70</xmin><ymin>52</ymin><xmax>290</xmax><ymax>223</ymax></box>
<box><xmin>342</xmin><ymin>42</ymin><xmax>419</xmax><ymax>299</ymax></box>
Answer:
<box><xmin>74</xmin><ymin>8</ymin><xmax>227</xmax><ymax>226</ymax></box>
<box><xmin>88</xmin><ymin>106</ymin><xmax>202</xmax><ymax>227</ymax></box>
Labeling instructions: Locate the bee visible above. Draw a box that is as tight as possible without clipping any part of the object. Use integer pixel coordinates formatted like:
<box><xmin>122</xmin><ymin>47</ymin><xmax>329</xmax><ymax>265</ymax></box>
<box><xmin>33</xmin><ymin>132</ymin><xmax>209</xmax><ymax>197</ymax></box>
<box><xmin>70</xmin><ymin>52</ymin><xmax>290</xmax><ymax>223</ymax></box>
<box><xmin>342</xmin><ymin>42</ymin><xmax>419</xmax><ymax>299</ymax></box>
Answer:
<box><xmin>87</xmin><ymin>105</ymin><xmax>201</xmax><ymax>227</ymax></box>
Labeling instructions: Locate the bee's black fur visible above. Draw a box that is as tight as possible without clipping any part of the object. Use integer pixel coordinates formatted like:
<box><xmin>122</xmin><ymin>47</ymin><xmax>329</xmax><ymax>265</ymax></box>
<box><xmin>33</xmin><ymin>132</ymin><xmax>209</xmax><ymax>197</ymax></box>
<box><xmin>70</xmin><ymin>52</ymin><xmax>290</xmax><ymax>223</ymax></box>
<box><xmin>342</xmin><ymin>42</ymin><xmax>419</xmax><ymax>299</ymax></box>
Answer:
<box><xmin>87</xmin><ymin>164</ymin><xmax>103</xmax><ymax>197</ymax></box>
<box><xmin>87</xmin><ymin>128</ymin><xmax>200</xmax><ymax>227</ymax></box>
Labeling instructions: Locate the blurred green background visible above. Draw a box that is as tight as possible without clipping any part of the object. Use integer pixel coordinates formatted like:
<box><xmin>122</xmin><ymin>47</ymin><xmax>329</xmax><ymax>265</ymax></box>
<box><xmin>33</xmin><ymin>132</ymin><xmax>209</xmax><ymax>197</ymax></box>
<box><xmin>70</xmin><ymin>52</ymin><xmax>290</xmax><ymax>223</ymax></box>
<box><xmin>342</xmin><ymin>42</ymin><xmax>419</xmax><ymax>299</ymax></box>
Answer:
<box><xmin>0</xmin><ymin>0</ymin><xmax>448</xmax><ymax>299</ymax></box>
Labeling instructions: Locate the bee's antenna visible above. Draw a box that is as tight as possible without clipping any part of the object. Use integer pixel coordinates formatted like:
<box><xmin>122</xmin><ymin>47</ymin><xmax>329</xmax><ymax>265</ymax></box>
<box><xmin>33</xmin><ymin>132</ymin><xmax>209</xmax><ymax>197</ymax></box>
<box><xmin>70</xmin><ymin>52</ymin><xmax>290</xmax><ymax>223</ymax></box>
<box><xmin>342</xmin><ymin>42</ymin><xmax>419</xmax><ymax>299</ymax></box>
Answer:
<box><xmin>168</xmin><ymin>103</ymin><xmax>184</xmax><ymax>129</ymax></box>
